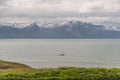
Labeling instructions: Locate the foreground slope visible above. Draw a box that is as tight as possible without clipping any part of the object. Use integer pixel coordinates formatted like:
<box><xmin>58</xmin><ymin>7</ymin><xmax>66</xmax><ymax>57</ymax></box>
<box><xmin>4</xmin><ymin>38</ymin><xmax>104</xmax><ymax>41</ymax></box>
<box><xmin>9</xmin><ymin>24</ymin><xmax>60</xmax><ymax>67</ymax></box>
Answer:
<box><xmin>0</xmin><ymin>60</ymin><xmax>31</xmax><ymax>70</ymax></box>
<box><xmin>0</xmin><ymin>67</ymin><xmax>120</xmax><ymax>80</ymax></box>
<box><xmin>1</xmin><ymin>60</ymin><xmax>120</xmax><ymax>80</ymax></box>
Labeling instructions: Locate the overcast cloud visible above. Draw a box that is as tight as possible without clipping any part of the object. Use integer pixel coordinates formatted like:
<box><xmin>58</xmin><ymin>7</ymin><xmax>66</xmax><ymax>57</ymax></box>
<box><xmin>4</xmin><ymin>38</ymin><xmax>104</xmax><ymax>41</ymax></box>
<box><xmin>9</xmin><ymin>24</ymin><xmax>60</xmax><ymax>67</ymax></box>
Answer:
<box><xmin>0</xmin><ymin>0</ymin><xmax>120</xmax><ymax>26</ymax></box>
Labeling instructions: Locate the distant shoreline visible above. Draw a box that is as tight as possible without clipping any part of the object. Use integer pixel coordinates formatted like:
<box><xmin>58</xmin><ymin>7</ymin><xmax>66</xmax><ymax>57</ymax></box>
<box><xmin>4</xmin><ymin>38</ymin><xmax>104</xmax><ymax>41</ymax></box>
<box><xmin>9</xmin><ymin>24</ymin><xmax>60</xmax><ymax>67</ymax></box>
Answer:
<box><xmin>1</xmin><ymin>38</ymin><xmax>120</xmax><ymax>39</ymax></box>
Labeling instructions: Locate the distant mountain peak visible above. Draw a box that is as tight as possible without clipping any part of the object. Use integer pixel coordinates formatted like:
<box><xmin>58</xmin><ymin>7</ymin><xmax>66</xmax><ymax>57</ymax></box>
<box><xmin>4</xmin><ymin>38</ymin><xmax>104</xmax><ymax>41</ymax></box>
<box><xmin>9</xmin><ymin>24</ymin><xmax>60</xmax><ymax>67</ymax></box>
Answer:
<box><xmin>29</xmin><ymin>22</ymin><xmax>40</xmax><ymax>28</ymax></box>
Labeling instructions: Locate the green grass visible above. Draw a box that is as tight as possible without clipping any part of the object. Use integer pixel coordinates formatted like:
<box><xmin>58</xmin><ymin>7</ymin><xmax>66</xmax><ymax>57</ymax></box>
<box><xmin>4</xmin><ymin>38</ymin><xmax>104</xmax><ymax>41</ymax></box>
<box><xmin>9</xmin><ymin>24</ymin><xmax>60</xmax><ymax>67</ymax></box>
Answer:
<box><xmin>0</xmin><ymin>67</ymin><xmax>120</xmax><ymax>80</ymax></box>
<box><xmin>1</xmin><ymin>60</ymin><xmax>120</xmax><ymax>80</ymax></box>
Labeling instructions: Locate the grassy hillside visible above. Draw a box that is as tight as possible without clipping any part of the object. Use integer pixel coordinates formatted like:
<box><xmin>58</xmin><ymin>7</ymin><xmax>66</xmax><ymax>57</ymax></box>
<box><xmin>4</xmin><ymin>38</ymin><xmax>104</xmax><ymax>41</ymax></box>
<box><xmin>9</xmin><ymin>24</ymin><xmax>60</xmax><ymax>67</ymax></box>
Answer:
<box><xmin>0</xmin><ymin>67</ymin><xmax>120</xmax><ymax>80</ymax></box>
<box><xmin>0</xmin><ymin>60</ymin><xmax>31</xmax><ymax>70</ymax></box>
<box><xmin>1</xmin><ymin>60</ymin><xmax>120</xmax><ymax>80</ymax></box>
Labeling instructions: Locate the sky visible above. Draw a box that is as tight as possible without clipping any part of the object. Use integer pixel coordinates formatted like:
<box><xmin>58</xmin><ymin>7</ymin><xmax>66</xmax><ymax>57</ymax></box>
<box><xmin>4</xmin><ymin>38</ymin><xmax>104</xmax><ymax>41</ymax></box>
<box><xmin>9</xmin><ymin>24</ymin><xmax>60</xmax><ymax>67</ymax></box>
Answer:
<box><xmin>0</xmin><ymin>0</ymin><xmax>120</xmax><ymax>27</ymax></box>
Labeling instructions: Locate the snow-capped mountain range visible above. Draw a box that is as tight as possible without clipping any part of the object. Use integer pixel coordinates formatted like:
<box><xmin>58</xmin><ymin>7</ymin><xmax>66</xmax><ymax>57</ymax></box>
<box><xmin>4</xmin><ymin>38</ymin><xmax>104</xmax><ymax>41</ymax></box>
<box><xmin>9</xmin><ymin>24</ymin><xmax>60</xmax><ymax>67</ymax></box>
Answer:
<box><xmin>0</xmin><ymin>20</ymin><xmax>120</xmax><ymax>38</ymax></box>
<box><xmin>1</xmin><ymin>20</ymin><xmax>120</xmax><ymax>31</ymax></box>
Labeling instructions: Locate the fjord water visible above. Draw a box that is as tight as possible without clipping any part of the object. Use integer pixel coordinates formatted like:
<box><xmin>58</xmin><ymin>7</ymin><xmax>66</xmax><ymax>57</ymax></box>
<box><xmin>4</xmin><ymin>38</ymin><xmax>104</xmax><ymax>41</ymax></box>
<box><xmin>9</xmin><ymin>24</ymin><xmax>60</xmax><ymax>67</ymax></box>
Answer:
<box><xmin>0</xmin><ymin>39</ymin><xmax>120</xmax><ymax>68</ymax></box>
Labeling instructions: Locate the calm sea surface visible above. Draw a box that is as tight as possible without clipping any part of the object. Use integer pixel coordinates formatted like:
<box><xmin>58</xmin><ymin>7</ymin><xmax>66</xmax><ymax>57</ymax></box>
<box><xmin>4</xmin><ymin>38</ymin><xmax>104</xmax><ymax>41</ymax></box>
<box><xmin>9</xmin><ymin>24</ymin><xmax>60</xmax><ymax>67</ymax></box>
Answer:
<box><xmin>0</xmin><ymin>39</ymin><xmax>120</xmax><ymax>68</ymax></box>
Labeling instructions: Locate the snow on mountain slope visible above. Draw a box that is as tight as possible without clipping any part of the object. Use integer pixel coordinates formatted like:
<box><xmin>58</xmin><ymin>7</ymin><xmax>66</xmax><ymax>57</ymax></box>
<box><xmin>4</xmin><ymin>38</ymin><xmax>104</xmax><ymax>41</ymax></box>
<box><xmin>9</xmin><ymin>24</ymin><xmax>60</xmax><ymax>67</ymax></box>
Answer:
<box><xmin>0</xmin><ymin>20</ymin><xmax>119</xmax><ymax>31</ymax></box>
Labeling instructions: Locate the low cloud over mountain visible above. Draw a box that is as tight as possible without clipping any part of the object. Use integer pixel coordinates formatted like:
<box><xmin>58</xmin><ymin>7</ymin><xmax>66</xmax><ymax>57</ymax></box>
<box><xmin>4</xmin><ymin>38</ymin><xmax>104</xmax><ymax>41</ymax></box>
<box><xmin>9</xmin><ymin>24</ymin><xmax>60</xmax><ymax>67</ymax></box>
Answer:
<box><xmin>0</xmin><ymin>0</ymin><xmax>120</xmax><ymax>28</ymax></box>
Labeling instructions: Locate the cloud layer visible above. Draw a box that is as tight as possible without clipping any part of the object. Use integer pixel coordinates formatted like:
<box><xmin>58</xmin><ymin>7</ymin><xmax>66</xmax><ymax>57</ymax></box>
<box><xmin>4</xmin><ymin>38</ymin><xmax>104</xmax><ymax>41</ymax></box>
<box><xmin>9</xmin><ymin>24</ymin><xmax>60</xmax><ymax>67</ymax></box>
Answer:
<box><xmin>0</xmin><ymin>0</ymin><xmax>120</xmax><ymax>26</ymax></box>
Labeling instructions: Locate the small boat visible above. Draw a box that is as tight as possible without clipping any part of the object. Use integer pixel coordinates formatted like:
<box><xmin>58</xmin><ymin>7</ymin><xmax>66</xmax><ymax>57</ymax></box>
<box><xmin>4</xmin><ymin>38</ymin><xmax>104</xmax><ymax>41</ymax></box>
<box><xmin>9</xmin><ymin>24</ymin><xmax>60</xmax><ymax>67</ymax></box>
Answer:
<box><xmin>59</xmin><ymin>53</ymin><xmax>65</xmax><ymax>56</ymax></box>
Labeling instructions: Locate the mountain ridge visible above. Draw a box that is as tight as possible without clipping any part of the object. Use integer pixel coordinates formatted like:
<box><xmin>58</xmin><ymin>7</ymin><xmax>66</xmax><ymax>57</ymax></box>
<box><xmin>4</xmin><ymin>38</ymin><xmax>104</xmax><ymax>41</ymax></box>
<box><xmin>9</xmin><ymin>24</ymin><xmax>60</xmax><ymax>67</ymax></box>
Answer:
<box><xmin>0</xmin><ymin>21</ymin><xmax>120</xmax><ymax>38</ymax></box>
